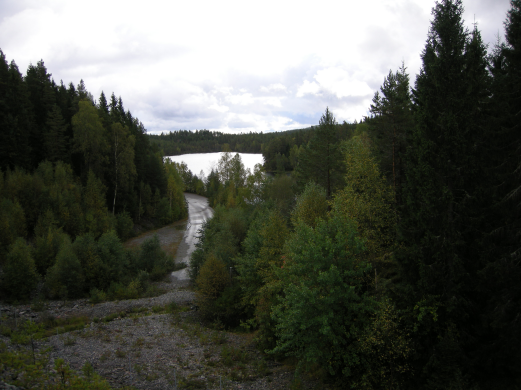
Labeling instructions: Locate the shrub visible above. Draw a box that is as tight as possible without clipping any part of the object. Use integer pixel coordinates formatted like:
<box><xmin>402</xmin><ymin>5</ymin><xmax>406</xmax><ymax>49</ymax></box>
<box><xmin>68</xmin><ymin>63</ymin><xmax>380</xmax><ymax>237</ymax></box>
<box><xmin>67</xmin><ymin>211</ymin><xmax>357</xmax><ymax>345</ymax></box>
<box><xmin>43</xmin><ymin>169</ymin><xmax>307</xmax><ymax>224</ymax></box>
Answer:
<box><xmin>89</xmin><ymin>288</ymin><xmax>107</xmax><ymax>304</ymax></box>
<box><xmin>116</xmin><ymin>211</ymin><xmax>134</xmax><ymax>240</ymax></box>
<box><xmin>45</xmin><ymin>239</ymin><xmax>85</xmax><ymax>299</ymax></box>
<box><xmin>0</xmin><ymin>198</ymin><xmax>27</xmax><ymax>259</ymax></box>
<box><xmin>195</xmin><ymin>254</ymin><xmax>230</xmax><ymax>320</ymax></box>
<box><xmin>137</xmin><ymin>234</ymin><xmax>164</xmax><ymax>272</ymax></box>
<box><xmin>73</xmin><ymin>233</ymin><xmax>109</xmax><ymax>291</ymax></box>
<box><xmin>97</xmin><ymin>230</ymin><xmax>127</xmax><ymax>283</ymax></box>
<box><xmin>33</xmin><ymin>226</ymin><xmax>69</xmax><ymax>276</ymax></box>
<box><xmin>2</xmin><ymin>238</ymin><xmax>39</xmax><ymax>300</ymax></box>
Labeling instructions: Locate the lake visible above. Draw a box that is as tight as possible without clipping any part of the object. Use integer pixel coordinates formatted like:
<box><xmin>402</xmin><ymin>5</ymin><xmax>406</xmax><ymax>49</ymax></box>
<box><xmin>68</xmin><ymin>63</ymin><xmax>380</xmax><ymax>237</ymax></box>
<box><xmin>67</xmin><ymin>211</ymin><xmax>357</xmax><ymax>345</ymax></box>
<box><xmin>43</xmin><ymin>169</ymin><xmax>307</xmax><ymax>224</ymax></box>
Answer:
<box><xmin>165</xmin><ymin>152</ymin><xmax>264</xmax><ymax>178</ymax></box>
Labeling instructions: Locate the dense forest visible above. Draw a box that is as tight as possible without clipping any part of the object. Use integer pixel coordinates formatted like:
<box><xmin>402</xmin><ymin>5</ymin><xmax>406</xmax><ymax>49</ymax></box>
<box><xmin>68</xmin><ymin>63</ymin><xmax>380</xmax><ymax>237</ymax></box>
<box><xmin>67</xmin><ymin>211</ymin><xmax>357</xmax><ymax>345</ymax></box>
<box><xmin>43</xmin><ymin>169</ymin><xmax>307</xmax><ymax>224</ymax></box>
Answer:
<box><xmin>0</xmin><ymin>52</ymin><xmax>188</xmax><ymax>302</ymax></box>
<box><xmin>186</xmin><ymin>0</ymin><xmax>521</xmax><ymax>388</ymax></box>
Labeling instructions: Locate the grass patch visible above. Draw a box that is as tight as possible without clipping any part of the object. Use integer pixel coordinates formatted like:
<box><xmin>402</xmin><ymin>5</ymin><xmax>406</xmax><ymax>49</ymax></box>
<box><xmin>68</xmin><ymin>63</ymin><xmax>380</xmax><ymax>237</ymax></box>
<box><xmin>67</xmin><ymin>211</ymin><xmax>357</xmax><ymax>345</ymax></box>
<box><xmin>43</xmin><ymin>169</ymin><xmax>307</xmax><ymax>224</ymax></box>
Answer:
<box><xmin>115</xmin><ymin>349</ymin><xmax>126</xmax><ymax>358</ymax></box>
<box><xmin>179</xmin><ymin>377</ymin><xmax>206</xmax><ymax>389</ymax></box>
<box><xmin>151</xmin><ymin>305</ymin><xmax>164</xmax><ymax>314</ymax></box>
<box><xmin>39</xmin><ymin>313</ymin><xmax>87</xmax><ymax>337</ymax></box>
<box><xmin>221</xmin><ymin>345</ymin><xmax>249</xmax><ymax>367</ymax></box>
<box><xmin>100</xmin><ymin>350</ymin><xmax>111</xmax><ymax>361</ymax></box>
<box><xmin>63</xmin><ymin>335</ymin><xmax>76</xmax><ymax>346</ymax></box>
<box><xmin>132</xmin><ymin>337</ymin><xmax>145</xmax><ymax>349</ymax></box>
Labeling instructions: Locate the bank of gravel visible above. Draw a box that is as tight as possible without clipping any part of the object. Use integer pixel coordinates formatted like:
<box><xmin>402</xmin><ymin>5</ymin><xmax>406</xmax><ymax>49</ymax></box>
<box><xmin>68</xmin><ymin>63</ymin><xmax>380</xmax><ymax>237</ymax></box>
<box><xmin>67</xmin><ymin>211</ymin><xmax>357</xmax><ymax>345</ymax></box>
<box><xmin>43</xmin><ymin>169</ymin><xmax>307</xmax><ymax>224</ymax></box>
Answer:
<box><xmin>0</xmin><ymin>278</ymin><xmax>328</xmax><ymax>390</ymax></box>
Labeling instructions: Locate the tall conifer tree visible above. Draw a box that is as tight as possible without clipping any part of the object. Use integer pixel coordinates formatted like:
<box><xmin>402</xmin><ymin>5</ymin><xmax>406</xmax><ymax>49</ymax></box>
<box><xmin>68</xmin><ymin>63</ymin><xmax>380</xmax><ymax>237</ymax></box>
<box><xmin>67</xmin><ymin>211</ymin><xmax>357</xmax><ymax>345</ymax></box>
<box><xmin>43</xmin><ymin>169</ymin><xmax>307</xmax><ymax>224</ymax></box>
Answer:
<box><xmin>295</xmin><ymin>107</ymin><xmax>343</xmax><ymax>198</ymax></box>
<box><xmin>478</xmin><ymin>0</ymin><xmax>521</xmax><ymax>384</ymax></box>
<box><xmin>0</xmin><ymin>53</ymin><xmax>32</xmax><ymax>170</ymax></box>
<box><xmin>44</xmin><ymin>104</ymin><xmax>69</xmax><ymax>163</ymax></box>
<box><xmin>397</xmin><ymin>0</ymin><xmax>491</xmax><ymax>386</ymax></box>
<box><xmin>370</xmin><ymin>63</ymin><xmax>413</xmax><ymax>205</ymax></box>
<box><xmin>25</xmin><ymin>60</ymin><xmax>56</xmax><ymax>168</ymax></box>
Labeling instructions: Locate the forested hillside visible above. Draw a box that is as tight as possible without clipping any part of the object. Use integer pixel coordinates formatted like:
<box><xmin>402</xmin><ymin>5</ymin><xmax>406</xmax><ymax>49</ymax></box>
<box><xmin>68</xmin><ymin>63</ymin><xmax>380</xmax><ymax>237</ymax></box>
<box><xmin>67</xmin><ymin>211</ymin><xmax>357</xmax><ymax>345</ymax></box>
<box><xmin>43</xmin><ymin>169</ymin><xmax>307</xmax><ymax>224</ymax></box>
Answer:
<box><xmin>148</xmin><ymin>122</ymin><xmax>356</xmax><ymax>173</ymax></box>
<box><xmin>186</xmin><ymin>0</ymin><xmax>521</xmax><ymax>388</ymax></box>
<box><xmin>0</xmin><ymin>54</ymin><xmax>187</xmax><ymax>301</ymax></box>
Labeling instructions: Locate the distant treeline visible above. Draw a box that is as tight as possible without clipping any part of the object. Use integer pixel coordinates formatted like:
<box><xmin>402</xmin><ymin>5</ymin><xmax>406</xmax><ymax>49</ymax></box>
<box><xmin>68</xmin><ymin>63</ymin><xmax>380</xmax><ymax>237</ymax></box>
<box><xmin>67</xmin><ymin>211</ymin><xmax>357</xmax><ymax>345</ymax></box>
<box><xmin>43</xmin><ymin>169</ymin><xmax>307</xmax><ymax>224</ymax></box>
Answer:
<box><xmin>148</xmin><ymin>122</ymin><xmax>356</xmax><ymax>172</ymax></box>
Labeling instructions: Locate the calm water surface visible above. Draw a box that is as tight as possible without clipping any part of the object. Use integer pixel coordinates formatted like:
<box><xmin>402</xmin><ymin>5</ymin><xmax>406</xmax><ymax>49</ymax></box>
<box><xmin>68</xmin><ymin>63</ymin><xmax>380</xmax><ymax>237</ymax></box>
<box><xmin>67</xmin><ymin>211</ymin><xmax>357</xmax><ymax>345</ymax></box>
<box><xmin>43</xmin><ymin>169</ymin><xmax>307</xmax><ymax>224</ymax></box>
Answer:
<box><xmin>165</xmin><ymin>152</ymin><xmax>264</xmax><ymax>177</ymax></box>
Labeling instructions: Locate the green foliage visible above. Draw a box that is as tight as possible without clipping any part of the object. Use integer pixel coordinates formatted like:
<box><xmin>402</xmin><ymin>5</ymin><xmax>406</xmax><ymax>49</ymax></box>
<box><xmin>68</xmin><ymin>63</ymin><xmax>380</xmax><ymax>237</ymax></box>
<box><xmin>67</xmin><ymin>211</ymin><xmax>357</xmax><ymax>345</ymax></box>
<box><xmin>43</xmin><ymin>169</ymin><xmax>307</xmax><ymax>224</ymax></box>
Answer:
<box><xmin>369</xmin><ymin>63</ymin><xmax>413</xmax><ymax>205</ymax></box>
<box><xmin>44</xmin><ymin>104</ymin><xmax>69</xmax><ymax>163</ymax></box>
<box><xmin>290</xmin><ymin>182</ymin><xmax>327</xmax><ymax>229</ymax></box>
<box><xmin>235</xmin><ymin>208</ymin><xmax>290</xmax><ymax>347</ymax></box>
<box><xmin>72</xmin><ymin>100</ymin><xmax>108</xmax><ymax>179</ymax></box>
<box><xmin>295</xmin><ymin>107</ymin><xmax>345</xmax><ymax>198</ymax></box>
<box><xmin>352</xmin><ymin>298</ymin><xmax>412</xmax><ymax>389</ymax></box>
<box><xmin>164</xmin><ymin>159</ymin><xmax>187</xmax><ymax>220</ymax></box>
<box><xmin>265</xmin><ymin>174</ymin><xmax>297</xmax><ymax>218</ymax></box>
<box><xmin>97</xmin><ymin>230</ymin><xmax>127</xmax><ymax>285</ymax></box>
<box><xmin>0</xmin><ymin>198</ymin><xmax>26</xmax><ymax>258</ymax></box>
<box><xmin>189</xmin><ymin>205</ymin><xmax>250</xmax><ymax>285</ymax></box>
<box><xmin>2</xmin><ymin>238</ymin><xmax>39</xmax><ymax>300</ymax></box>
<box><xmin>334</xmin><ymin>133</ymin><xmax>396</xmax><ymax>285</ymax></box>
<box><xmin>271</xmin><ymin>213</ymin><xmax>374</xmax><ymax>379</ymax></box>
<box><xmin>73</xmin><ymin>233</ymin><xmax>106</xmax><ymax>291</ymax></box>
<box><xmin>136</xmin><ymin>234</ymin><xmax>174</xmax><ymax>280</ymax></box>
<box><xmin>33</xmin><ymin>225</ymin><xmax>69</xmax><ymax>276</ymax></box>
<box><xmin>84</xmin><ymin>170</ymin><xmax>112</xmax><ymax>238</ymax></box>
<box><xmin>108</xmin><ymin>122</ymin><xmax>136</xmax><ymax>214</ymax></box>
<box><xmin>195</xmin><ymin>254</ymin><xmax>231</xmax><ymax>320</ymax></box>
<box><xmin>115</xmin><ymin>210</ymin><xmax>134</xmax><ymax>240</ymax></box>
<box><xmin>240</xmin><ymin>163</ymin><xmax>267</xmax><ymax>206</ymax></box>
<box><xmin>45</xmin><ymin>238</ymin><xmax>85</xmax><ymax>299</ymax></box>
<box><xmin>397</xmin><ymin>0</ymin><xmax>494</xmax><ymax>387</ymax></box>
<box><xmin>0</xmin><ymin>50</ymin><xmax>32</xmax><ymax>171</ymax></box>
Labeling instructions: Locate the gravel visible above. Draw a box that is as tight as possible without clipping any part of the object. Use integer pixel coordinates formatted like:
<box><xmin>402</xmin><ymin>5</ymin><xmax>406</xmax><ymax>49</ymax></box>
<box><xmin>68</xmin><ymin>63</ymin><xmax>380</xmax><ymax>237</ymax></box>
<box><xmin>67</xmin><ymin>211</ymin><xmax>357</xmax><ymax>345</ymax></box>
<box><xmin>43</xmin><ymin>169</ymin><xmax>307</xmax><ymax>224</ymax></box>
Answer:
<box><xmin>0</xmin><ymin>279</ymin><xmax>323</xmax><ymax>389</ymax></box>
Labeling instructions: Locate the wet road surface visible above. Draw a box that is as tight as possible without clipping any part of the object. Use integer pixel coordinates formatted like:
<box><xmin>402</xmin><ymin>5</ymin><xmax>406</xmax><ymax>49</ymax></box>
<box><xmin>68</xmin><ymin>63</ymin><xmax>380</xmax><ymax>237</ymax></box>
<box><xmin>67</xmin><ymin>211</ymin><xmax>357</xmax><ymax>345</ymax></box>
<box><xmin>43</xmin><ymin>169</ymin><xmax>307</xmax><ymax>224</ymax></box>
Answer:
<box><xmin>171</xmin><ymin>193</ymin><xmax>214</xmax><ymax>281</ymax></box>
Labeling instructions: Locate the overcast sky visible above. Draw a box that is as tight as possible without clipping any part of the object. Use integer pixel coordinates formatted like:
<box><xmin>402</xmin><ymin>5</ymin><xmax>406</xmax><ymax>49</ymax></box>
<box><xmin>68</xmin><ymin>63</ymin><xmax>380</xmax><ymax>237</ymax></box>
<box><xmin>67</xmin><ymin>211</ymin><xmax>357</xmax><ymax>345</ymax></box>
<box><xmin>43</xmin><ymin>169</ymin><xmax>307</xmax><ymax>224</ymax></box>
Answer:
<box><xmin>0</xmin><ymin>0</ymin><xmax>512</xmax><ymax>134</ymax></box>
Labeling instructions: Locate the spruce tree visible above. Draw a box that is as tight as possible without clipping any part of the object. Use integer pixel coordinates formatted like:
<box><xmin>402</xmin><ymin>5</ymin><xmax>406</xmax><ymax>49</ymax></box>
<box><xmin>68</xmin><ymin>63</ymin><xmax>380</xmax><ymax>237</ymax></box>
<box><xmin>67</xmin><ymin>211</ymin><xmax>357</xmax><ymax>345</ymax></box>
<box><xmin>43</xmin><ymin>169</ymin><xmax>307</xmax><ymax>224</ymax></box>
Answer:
<box><xmin>44</xmin><ymin>104</ymin><xmax>69</xmax><ymax>163</ymax></box>
<box><xmin>0</xmin><ymin>53</ymin><xmax>32</xmax><ymax>170</ymax></box>
<box><xmin>369</xmin><ymin>63</ymin><xmax>413</xmax><ymax>205</ymax></box>
<box><xmin>25</xmin><ymin>60</ymin><xmax>56</xmax><ymax>168</ymax></box>
<box><xmin>295</xmin><ymin>107</ymin><xmax>344</xmax><ymax>198</ymax></box>
<box><xmin>477</xmin><ymin>0</ymin><xmax>521</xmax><ymax>384</ymax></box>
<box><xmin>397</xmin><ymin>0</ymin><xmax>491</xmax><ymax>386</ymax></box>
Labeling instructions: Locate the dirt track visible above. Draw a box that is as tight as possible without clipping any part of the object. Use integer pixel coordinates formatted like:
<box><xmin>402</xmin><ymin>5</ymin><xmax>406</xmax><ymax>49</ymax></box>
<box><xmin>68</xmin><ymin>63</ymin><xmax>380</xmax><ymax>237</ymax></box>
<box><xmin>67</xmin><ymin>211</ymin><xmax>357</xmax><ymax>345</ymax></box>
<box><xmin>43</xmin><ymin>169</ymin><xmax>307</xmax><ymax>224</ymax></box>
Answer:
<box><xmin>124</xmin><ymin>220</ymin><xmax>187</xmax><ymax>258</ymax></box>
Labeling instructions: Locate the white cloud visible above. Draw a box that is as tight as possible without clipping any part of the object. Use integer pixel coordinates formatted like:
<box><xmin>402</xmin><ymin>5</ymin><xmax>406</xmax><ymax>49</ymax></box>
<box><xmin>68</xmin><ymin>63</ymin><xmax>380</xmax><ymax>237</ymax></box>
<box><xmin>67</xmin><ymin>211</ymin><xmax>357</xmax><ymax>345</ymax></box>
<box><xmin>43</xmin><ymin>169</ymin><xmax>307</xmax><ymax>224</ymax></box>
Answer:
<box><xmin>0</xmin><ymin>0</ymin><xmax>511</xmax><ymax>134</ymax></box>
<box><xmin>314</xmin><ymin>67</ymin><xmax>373</xmax><ymax>98</ymax></box>
<box><xmin>225</xmin><ymin>93</ymin><xmax>254</xmax><ymax>106</ymax></box>
<box><xmin>296</xmin><ymin>80</ymin><xmax>321</xmax><ymax>97</ymax></box>
<box><xmin>209</xmin><ymin>104</ymin><xmax>230</xmax><ymax>113</ymax></box>
<box><xmin>260</xmin><ymin>83</ymin><xmax>287</xmax><ymax>93</ymax></box>
<box><xmin>261</xmin><ymin>97</ymin><xmax>283</xmax><ymax>107</ymax></box>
